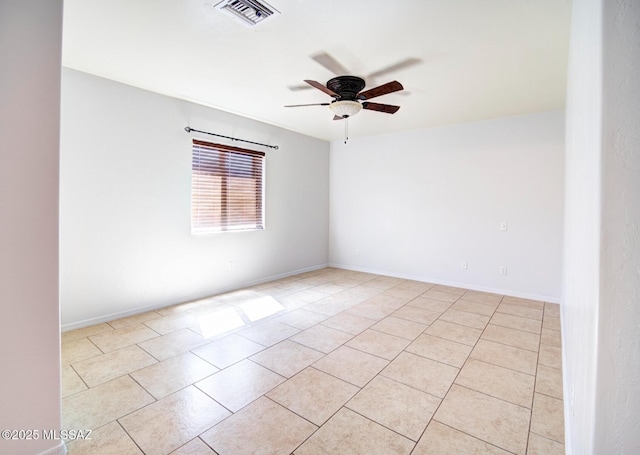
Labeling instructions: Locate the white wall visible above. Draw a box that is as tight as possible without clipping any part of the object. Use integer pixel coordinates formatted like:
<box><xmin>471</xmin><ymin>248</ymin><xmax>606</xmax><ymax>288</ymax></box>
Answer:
<box><xmin>329</xmin><ymin>111</ymin><xmax>565</xmax><ymax>301</ymax></box>
<box><xmin>0</xmin><ymin>1</ymin><xmax>66</xmax><ymax>454</ymax></box>
<box><xmin>563</xmin><ymin>0</ymin><xmax>640</xmax><ymax>453</ymax></box>
<box><xmin>60</xmin><ymin>69</ymin><xmax>329</xmax><ymax>328</ymax></box>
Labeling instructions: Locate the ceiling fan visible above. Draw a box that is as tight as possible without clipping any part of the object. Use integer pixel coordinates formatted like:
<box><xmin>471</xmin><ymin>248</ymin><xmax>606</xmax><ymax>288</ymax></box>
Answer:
<box><xmin>284</xmin><ymin>75</ymin><xmax>404</xmax><ymax>120</ymax></box>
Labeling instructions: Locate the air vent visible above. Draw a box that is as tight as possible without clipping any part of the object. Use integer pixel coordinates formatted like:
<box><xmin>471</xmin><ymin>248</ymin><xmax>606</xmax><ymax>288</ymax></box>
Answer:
<box><xmin>215</xmin><ymin>0</ymin><xmax>279</xmax><ymax>26</ymax></box>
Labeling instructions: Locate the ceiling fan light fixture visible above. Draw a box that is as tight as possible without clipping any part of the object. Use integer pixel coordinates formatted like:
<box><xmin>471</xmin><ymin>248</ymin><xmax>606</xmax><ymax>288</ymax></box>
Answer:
<box><xmin>329</xmin><ymin>100</ymin><xmax>362</xmax><ymax>118</ymax></box>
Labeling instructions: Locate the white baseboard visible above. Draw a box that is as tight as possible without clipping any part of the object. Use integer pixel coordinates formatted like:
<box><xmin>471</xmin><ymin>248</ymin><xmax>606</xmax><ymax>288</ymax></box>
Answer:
<box><xmin>61</xmin><ymin>263</ymin><xmax>329</xmax><ymax>332</ymax></box>
<box><xmin>329</xmin><ymin>262</ymin><xmax>561</xmax><ymax>304</ymax></box>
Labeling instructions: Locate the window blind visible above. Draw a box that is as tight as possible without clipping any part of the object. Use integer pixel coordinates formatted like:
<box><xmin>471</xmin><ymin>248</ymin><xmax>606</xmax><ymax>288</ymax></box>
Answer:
<box><xmin>192</xmin><ymin>139</ymin><xmax>265</xmax><ymax>233</ymax></box>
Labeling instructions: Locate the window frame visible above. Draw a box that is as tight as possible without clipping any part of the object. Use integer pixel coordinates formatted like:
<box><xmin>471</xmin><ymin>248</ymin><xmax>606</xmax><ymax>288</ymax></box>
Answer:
<box><xmin>191</xmin><ymin>139</ymin><xmax>265</xmax><ymax>234</ymax></box>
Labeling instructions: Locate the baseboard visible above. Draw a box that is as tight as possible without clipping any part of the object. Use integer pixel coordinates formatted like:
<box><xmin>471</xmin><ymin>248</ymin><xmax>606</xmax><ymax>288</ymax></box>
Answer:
<box><xmin>329</xmin><ymin>262</ymin><xmax>561</xmax><ymax>304</ymax></box>
<box><xmin>61</xmin><ymin>263</ymin><xmax>329</xmax><ymax>332</ymax></box>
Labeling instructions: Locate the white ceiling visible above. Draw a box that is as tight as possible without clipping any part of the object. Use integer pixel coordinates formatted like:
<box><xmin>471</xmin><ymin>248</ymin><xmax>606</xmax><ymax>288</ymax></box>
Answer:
<box><xmin>62</xmin><ymin>0</ymin><xmax>572</xmax><ymax>141</ymax></box>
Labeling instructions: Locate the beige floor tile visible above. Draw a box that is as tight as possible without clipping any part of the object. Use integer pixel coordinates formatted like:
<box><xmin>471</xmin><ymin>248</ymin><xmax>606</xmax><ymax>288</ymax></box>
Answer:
<box><xmin>490</xmin><ymin>312</ymin><xmax>542</xmax><ymax>334</ymax></box>
<box><xmin>289</xmin><ymin>324</ymin><xmax>353</xmax><ymax>353</ymax></box>
<box><xmin>541</xmin><ymin>328</ymin><xmax>562</xmax><ymax>346</ymax></box>
<box><xmin>425</xmin><ymin>320</ymin><xmax>483</xmax><ymax>346</ymax></box>
<box><xmin>62</xmin><ymin>323</ymin><xmax>113</xmax><ymax>343</ymax></box>
<box><xmin>191</xmin><ymin>333</ymin><xmax>265</xmax><ymax>368</ymax></box>
<box><xmin>370</xmin><ymin>316</ymin><xmax>427</xmax><ymax>340</ymax></box>
<box><xmin>344</xmin><ymin>285</ymin><xmax>385</xmax><ymax>299</ymax></box>
<box><xmin>406</xmin><ymin>297</ymin><xmax>452</xmax><ymax>313</ymax></box>
<box><xmin>346</xmin><ymin>329</ymin><xmax>410</xmax><ymax>360</ymax></box>
<box><xmin>195</xmin><ymin>359</ymin><xmax>285</xmax><ymax>412</ymax></box>
<box><xmin>451</xmin><ymin>299</ymin><xmax>498</xmax><ymax>316</ymax></box>
<box><xmin>430</xmin><ymin>284</ymin><xmax>467</xmax><ymax>297</ymax></box>
<box><xmin>381</xmin><ymin>352</ymin><xmax>458</xmax><ymax>398</ymax></box>
<box><xmin>394</xmin><ymin>279</ymin><xmax>434</xmax><ymax>292</ymax></box>
<box><xmin>288</xmin><ymin>288</ymin><xmax>332</xmax><ymax>302</ymax></box>
<box><xmin>544</xmin><ymin>302</ymin><xmax>561</xmax><ymax>317</ymax></box>
<box><xmin>527</xmin><ymin>432</ymin><xmax>565</xmax><ymax>455</ymax></box>
<box><xmin>201</xmin><ymin>397</ymin><xmax>316</xmax><ymax>455</ymax></box>
<box><xmin>383</xmin><ymin>286</ymin><xmax>425</xmax><ymax>300</ymax></box>
<box><xmin>312</xmin><ymin>282</ymin><xmax>354</xmax><ymax>295</ymax></box>
<box><xmin>481</xmin><ymin>324</ymin><xmax>540</xmax><ymax>352</ymax></box>
<box><xmin>363</xmin><ymin>277</ymin><xmax>403</xmax><ymax>290</ymax></box>
<box><xmin>344</xmin><ymin>301</ymin><xmax>395</xmax><ymax>320</ymax></box>
<box><xmin>131</xmin><ymin>352</ymin><xmax>219</xmax><ymax>399</ymax></box>
<box><xmin>347</xmin><ymin>375</ymin><xmax>440</xmax><ymax>441</ymax></box>
<box><xmin>361</xmin><ymin>294</ymin><xmax>409</xmax><ymax>309</ymax></box>
<box><xmin>249</xmin><ymin>340</ymin><xmax>324</xmax><ymax>377</ymax></box>
<box><xmin>413</xmin><ymin>421</ymin><xmax>511</xmax><ymax>455</ymax></box>
<box><xmin>406</xmin><ymin>333</ymin><xmax>472</xmax><ymax>368</ymax></box>
<box><xmin>440</xmin><ymin>308</ymin><xmax>490</xmax><ymax>329</ymax></box>
<box><xmin>236</xmin><ymin>320</ymin><xmax>300</xmax><ymax>346</ymax></box>
<box><xmin>61</xmin><ymin>365</ymin><xmax>87</xmax><ymax>398</ymax></box>
<box><xmin>108</xmin><ymin>310</ymin><xmax>163</xmax><ymax>330</ymax></box>
<box><xmin>65</xmin><ymin>421</ymin><xmax>143</xmax><ymax>455</ymax></box>
<box><xmin>535</xmin><ymin>364</ymin><xmax>564</xmax><ymax>399</ymax></box>
<box><xmin>273</xmin><ymin>295</ymin><xmax>308</xmax><ymax>311</ymax></box>
<box><xmin>543</xmin><ymin>315</ymin><xmax>561</xmax><ymax>330</ymax></box>
<box><xmin>461</xmin><ymin>290</ymin><xmax>504</xmax><ymax>305</ymax></box>
<box><xmin>304</xmin><ymin>300</ymin><xmax>353</xmax><ymax>316</ymax></box>
<box><xmin>267</xmin><ymin>367</ymin><xmax>358</xmax><ymax>425</ymax></box>
<box><xmin>455</xmin><ymin>358</ymin><xmax>535</xmax><ymax>408</ymax></box>
<box><xmin>120</xmin><ymin>386</ymin><xmax>230</xmax><ymax>455</ymax></box>
<box><xmin>62</xmin><ymin>337</ymin><xmax>103</xmax><ymax>366</ymax></box>
<box><xmin>434</xmin><ymin>385</ymin><xmax>530</xmax><ymax>454</ymax></box>
<box><xmin>72</xmin><ymin>344</ymin><xmax>157</xmax><ymax>387</ymax></box>
<box><xmin>470</xmin><ymin>339</ymin><xmax>538</xmax><ymax>375</ymax></box>
<box><xmin>497</xmin><ymin>303</ymin><xmax>544</xmax><ymax>320</ymax></box>
<box><xmin>312</xmin><ymin>345</ymin><xmax>389</xmax><ymax>387</ymax></box>
<box><xmin>138</xmin><ymin>328</ymin><xmax>208</xmax><ymax>361</ymax></box>
<box><xmin>531</xmin><ymin>393</ymin><xmax>565</xmax><ymax>443</ymax></box>
<box><xmin>274</xmin><ymin>308</ymin><xmax>329</xmax><ymax>329</ymax></box>
<box><xmin>501</xmin><ymin>296</ymin><xmax>545</xmax><ymax>310</ymax></box>
<box><xmin>322</xmin><ymin>311</ymin><xmax>375</xmax><ymax>334</ymax></box>
<box><xmin>169</xmin><ymin>438</ymin><xmax>216</xmax><ymax>455</ymax></box>
<box><xmin>421</xmin><ymin>288</ymin><xmax>461</xmax><ymax>303</ymax></box>
<box><xmin>62</xmin><ymin>376</ymin><xmax>155</xmax><ymax>430</ymax></box>
<box><xmin>141</xmin><ymin>313</ymin><xmax>200</xmax><ymax>335</ymax></box>
<box><xmin>294</xmin><ymin>407</ymin><xmax>414</xmax><ymax>455</ymax></box>
<box><xmin>89</xmin><ymin>324</ymin><xmax>159</xmax><ymax>353</ymax></box>
<box><xmin>538</xmin><ymin>344</ymin><xmax>562</xmax><ymax>369</ymax></box>
<box><xmin>391</xmin><ymin>306</ymin><xmax>441</xmax><ymax>325</ymax></box>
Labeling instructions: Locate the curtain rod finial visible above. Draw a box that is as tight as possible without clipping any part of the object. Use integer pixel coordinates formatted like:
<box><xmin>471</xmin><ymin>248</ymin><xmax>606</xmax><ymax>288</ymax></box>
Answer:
<box><xmin>184</xmin><ymin>126</ymin><xmax>192</xmax><ymax>133</ymax></box>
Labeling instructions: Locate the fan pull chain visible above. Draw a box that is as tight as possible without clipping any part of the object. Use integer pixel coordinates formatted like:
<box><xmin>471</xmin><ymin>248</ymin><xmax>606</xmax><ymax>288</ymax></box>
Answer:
<box><xmin>344</xmin><ymin>117</ymin><xmax>349</xmax><ymax>144</ymax></box>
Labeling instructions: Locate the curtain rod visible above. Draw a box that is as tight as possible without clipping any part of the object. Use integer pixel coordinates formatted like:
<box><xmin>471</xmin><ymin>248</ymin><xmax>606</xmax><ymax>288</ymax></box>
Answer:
<box><xmin>184</xmin><ymin>126</ymin><xmax>279</xmax><ymax>150</ymax></box>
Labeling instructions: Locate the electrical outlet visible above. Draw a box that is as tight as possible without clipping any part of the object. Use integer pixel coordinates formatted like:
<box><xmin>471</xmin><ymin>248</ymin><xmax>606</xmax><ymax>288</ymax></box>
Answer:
<box><xmin>461</xmin><ymin>261</ymin><xmax>468</xmax><ymax>270</ymax></box>
<box><xmin>499</xmin><ymin>266</ymin><xmax>507</xmax><ymax>275</ymax></box>
<box><xmin>500</xmin><ymin>221</ymin><xmax>508</xmax><ymax>231</ymax></box>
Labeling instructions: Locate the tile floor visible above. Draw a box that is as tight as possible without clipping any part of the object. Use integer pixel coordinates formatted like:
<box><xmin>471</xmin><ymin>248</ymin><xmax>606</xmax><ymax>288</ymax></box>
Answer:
<box><xmin>61</xmin><ymin>268</ymin><xmax>565</xmax><ymax>455</ymax></box>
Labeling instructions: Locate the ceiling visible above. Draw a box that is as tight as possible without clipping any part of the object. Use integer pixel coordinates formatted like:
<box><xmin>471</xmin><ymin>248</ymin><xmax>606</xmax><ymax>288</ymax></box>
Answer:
<box><xmin>62</xmin><ymin>0</ymin><xmax>572</xmax><ymax>142</ymax></box>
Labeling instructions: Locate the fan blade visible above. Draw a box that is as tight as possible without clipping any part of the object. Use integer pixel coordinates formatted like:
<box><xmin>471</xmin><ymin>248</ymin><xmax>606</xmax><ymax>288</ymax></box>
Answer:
<box><xmin>362</xmin><ymin>102</ymin><xmax>400</xmax><ymax>114</ymax></box>
<box><xmin>357</xmin><ymin>81</ymin><xmax>404</xmax><ymax>100</ymax></box>
<box><xmin>304</xmin><ymin>80</ymin><xmax>339</xmax><ymax>97</ymax></box>
<box><xmin>333</xmin><ymin>115</ymin><xmax>345</xmax><ymax>121</ymax></box>
<box><xmin>284</xmin><ymin>103</ymin><xmax>330</xmax><ymax>107</ymax></box>
<box><xmin>288</xmin><ymin>84</ymin><xmax>312</xmax><ymax>91</ymax></box>
<box><xmin>366</xmin><ymin>58</ymin><xmax>422</xmax><ymax>79</ymax></box>
<box><xmin>312</xmin><ymin>52</ymin><xmax>350</xmax><ymax>75</ymax></box>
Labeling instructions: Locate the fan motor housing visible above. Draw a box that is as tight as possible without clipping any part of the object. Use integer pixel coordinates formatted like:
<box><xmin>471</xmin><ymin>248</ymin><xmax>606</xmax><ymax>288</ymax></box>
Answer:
<box><xmin>327</xmin><ymin>76</ymin><xmax>366</xmax><ymax>100</ymax></box>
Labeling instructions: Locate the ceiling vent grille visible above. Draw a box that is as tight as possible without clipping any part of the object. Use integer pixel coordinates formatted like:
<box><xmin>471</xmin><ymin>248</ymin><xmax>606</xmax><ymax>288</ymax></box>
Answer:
<box><xmin>215</xmin><ymin>0</ymin><xmax>279</xmax><ymax>26</ymax></box>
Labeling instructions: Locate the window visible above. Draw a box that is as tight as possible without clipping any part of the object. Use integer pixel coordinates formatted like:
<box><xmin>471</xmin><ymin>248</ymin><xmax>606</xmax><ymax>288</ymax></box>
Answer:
<box><xmin>191</xmin><ymin>139</ymin><xmax>265</xmax><ymax>233</ymax></box>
